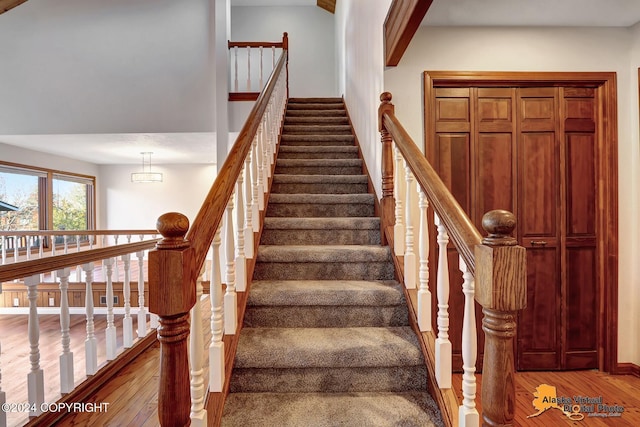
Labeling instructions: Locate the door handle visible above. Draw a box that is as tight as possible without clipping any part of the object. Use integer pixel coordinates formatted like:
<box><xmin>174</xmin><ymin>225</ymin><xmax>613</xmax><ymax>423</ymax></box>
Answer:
<box><xmin>530</xmin><ymin>240</ymin><xmax>548</xmax><ymax>247</ymax></box>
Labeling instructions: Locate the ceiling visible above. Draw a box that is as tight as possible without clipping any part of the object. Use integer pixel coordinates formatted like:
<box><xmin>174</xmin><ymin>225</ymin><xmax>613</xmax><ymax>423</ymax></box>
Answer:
<box><xmin>3</xmin><ymin>0</ymin><xmax>640</xmax><ymax>165</ymax></box>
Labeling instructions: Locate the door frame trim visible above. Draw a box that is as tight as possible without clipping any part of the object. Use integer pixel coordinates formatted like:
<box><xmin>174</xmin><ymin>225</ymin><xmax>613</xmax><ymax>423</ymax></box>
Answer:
<box><xmin>423</xmin><ymin>71</ymin><xmax>618</xmax><ymax>373</ymax></box>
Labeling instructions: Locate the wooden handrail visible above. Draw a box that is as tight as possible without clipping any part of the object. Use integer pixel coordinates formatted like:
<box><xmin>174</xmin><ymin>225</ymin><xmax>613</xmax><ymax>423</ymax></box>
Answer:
<box><xmin>0</xmin><ymin>239</ymin><xmax>158</xmax><ymax>282</ymax></box>
<box><xmin>187</xmin><ymin>47</ymin><xmax>288</xmax><ymax>277</ymax></box>
<box><xmin>379</xmin><ymin>92</ymin><xmax>481</xmax><ymax>273</ymax></box>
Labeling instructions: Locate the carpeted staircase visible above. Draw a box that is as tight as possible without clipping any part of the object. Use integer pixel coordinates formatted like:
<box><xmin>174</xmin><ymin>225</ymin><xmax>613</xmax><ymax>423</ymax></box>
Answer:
<box><xmin>221</xmin><ymin>98</ymin><xmax>443</xmax><ymax>426</ymax></box>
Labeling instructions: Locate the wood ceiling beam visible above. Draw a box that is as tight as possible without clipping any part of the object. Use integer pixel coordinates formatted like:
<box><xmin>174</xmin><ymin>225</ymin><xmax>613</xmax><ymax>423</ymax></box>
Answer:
<box><xmin>0</xmin><ymin>0</ymin><xmax>28</xmax><ymax>15</ymax></box>
<box><xmin>317</xmin><ymin>0</ymin><xmax>336</xmax><ymax>14</ymax></box>
<box><xmin>384</xmin><ymin>0</ymin><xmax>433</xmax><ymax>67</ymax></box>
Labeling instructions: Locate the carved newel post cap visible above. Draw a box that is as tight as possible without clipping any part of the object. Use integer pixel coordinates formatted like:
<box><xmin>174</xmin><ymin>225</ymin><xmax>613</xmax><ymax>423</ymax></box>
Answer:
<box><xmin>482</xmin><ymin>209</ymin><xmax>517</xmax><ymax>246</ymax></box>
<box><xmin>380</xmin><ymin>92</ymin><xmax>392</xmax><ymax>103</ymax></box>
<box><xmin>156</xmin><ymin>212</ymin><xmax>189</xmax><ymax>249</ymax></box>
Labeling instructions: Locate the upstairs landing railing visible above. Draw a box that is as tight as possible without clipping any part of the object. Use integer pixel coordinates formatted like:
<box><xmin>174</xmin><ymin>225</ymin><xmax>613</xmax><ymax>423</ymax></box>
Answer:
<box><xmin>0</xmin><ymin>229</ymin><xmax>159</xmax><ymax>427</ymax></box>
<box><xmin>378</xmin><ymin>92</ymin><xmax>527</xmax><ymax>427</ymax></box>
<box><xmin>228</xmin><ymin>32</ymin><xmax>288</xmax><ymax>101</ymax></box>
<box><xmin>149</xmin><ymin>40</ymin><xmax>288</xmax><ymax>427</ymax></box>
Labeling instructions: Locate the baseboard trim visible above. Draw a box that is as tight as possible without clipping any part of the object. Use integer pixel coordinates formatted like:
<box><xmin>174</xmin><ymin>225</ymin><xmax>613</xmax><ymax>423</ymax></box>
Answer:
<box><xmin>616</xmin><ymin>362</ymin><xmax>640</xmax><ymax>377</ymax></box>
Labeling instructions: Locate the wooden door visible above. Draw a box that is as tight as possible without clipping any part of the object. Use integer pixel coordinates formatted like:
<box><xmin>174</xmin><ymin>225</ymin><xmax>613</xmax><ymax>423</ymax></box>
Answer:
<box><xmin>431</xmin><ymin>84</ymin><xmax>598</xmax><ymax>371</ymax></box>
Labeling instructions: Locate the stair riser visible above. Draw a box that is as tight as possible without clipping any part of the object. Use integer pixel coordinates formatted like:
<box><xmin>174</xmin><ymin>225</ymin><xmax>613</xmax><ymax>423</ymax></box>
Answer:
<box><xmin>260</xmin><ymin>228</ymin><xmax>380</xmax><ymax>245</ymax></box>
<box><xmin>253</xmin><ymin>261</ymin><xmax>395</xmax><ymax>281</ymax></box>
<box><xmin>229</xmin><ymin>366</ymin><xmax>427</xmax><ymax>393</ymax></box>
<box><xmin>270</xmin><ymin>182</ymin><xmax>368</xmax><ymax>194</ymax></box>
<box><xmin>279</xmin><ymin>140</ymin><xmax>355</xmax><ymax>147</ymax></box>
<box><xmin>283</xmin><ymin>126</ymin><xmax>352</xmax><ymax>134</ymax></box>
<box><xmin>286</xmin><ymin>110</ymin><xmax>346</xmax><ymax>117</ymax></box>
<box><xmin>285</xmin><ymin>117</ymin><xmax>349</xmax><ymax>125</ymax></box>
<box><xmin>266</xmin><ymin>202</ymin><xmax>374</xmax><ymax>217</ymax></box>
<box><xmin>274</xmin><ymin>166</ymin><xmax>363</xmax><ymax>175</ymax></box>
<box><xmin>281</xmin><ymin>135</ymin><xmax>354</xmax><ymax>143</ymax></box>
<box><xmin>277</xmin><ymin>151</ymin><xmax>359</xmax><ymax>159</ymax></box>
<box><xmin>287</xmin><ymin>103</ymin><xmax>345</xmax><ymax>110</ymax></box>
<box><xmin>243</xmin><ymin>305</ymin><xmax>408</xmax><ymax>328</ymax></box>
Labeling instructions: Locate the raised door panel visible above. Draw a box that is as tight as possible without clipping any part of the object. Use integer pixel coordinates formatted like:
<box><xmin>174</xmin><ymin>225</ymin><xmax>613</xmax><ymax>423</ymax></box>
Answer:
<box><xmin>435</xmin><ymin>134</ymin><xmax>471</xmax><ymax>213</ymax></box>
<box><xmin>563</xmin><ymin>90</ymin><xmax>598</xmax><ymax>369</ymax></box>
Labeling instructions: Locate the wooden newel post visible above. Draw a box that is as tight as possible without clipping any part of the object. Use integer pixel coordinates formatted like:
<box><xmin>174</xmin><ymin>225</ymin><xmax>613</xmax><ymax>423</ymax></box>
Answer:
<box><xmin>149</xmin><ymin>212</ymin><xmax>196</xmax><ymax>427</ymax></box>
<box><xmin>282</xmin><ymin>32</ymin><xmax>289</xmax><ymax>99</ymax></box>
<box><xmin>474</xmin><ymin>210</ymin><xmax>526</xmax><ymax>427</ymax></box>
<box><xmin>378</xmin><ymin>91</ymin><xmax>395</xmax><ymax>245</ymax></box>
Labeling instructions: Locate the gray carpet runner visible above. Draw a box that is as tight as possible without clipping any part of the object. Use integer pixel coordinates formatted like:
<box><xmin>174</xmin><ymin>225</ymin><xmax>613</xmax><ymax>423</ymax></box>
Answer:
<box><xmin>221</xmin><ymin>97</ymin><xmax>443</xmax><ymax>426</ymax></box>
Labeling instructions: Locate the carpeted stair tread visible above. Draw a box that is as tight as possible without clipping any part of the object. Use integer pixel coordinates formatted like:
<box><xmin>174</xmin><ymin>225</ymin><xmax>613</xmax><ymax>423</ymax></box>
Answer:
<box><xmin>281</xmin><ymin>134</ymin><xmax>354</xmax><ymax>143</ymax></box>
<box><xmin>288</xmin><ymin>97</ymin><xmax>344</xmax><ymax>103</ymax></box>
<box><xmin>248</xmin><ymin>280</ymin><xmax>403</xmax><ymax>306</ymax></box>
<box><xmin>256</xmin><ymin>245</ymin><xmax>391</xmax><ymax>263</ymax></box>
<box><xmin>285</xmin><ymin>109</ymin><xmax>346</xmax><ymax>117</ymax></box>
<box><xmin>284</xmin><ymin>116</ymin><xmax>349</xmax><ymax>125</ymax></box>
<box><xmin>263</xmin><ymin>217</ymin><xmax>377</xmax><ymax>231</ymax></box>
<box><xmin>283</xmin><ymin>124</ymin><xmax>353</xmax><ymax>134</ymax></box>
<box><xmin>277</xmin><ymin>145</ymin><xmax>359</xmax><ymax>159</ymax></box>
<box><xmin>222</xmin><ymin>392</ymin><xmax>443</xmax><ymax>427</ymax></box>
<box><xmin>286</xmin><ymin>102</ymin><xmax>345</xmax><ymax>110</ymax></box>
<box><xmin>234</xmin><ymin>326</ymin><xmax>423</xmax><ymax>369</ymax></box>
<box><xmin>268</xmin><ymin>193</ymin><xmax>373</xmax><ymax>205</ymax></box>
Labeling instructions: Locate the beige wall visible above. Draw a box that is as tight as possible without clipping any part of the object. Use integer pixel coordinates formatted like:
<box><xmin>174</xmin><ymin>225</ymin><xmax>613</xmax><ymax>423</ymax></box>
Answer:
<box><xmin>385</xmin><ymin>25</ymin><xmax>639</xmax><ymax>365</ymax></box>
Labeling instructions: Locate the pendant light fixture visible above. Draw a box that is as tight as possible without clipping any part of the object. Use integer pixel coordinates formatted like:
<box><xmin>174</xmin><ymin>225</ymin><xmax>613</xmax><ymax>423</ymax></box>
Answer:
<box><xmin>131</xmin><ymin>152</ymin><xmax>163</xmax><ymax>183</ymax></box>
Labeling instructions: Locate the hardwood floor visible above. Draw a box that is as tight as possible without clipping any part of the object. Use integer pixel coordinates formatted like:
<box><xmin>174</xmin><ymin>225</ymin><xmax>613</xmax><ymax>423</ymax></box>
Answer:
<box><xmin>453</xmin><ymin>370</ymin><xmax>640</xmax><ymax>426</ymax></box>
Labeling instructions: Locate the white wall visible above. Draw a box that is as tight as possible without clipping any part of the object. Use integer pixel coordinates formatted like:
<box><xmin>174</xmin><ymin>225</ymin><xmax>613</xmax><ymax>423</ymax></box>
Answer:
<box><xmin>98</xmin><ymin>164</ymin><xmax>216</xmax><ymax>230</ymax></box>
<box><xmin>0</xmin><ymin>0</ymin><xmax>213</xmax><ymax>135</ymax></box>
<box><xmin>385</xmin><ymin>25</ymin><xmax>639</xmax><ymax>365</ymax></box>
<box><xmin>231</xmin><ymin>6</ymin><xmax>337</xmax><ymax>98</ymax></box>
<box><xmin>335</xmin><ymin>0</ymin><xmax>392</xmax><ymax>200</ymax></box>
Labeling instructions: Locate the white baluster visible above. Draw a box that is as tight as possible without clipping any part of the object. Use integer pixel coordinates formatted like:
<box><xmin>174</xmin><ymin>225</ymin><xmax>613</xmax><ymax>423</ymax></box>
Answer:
<box><xmin>25</xmin><ymin>275</ymin><xmax>44</xmax><ymax>416</ymax></box>
<box><xmin>122</xmin><ymin>254</ymin><xmax>133</xmax><ymax>348</ymax></box>
<box><xmin>76</xmin><ymin>235</ymin><xmax>82</xmax><ymax>279</ymax></box>
<box><xmin>234</xmin><ymin>46</ymin><xmax>239</xmax><ymax>92</ymax></box>
<box><xmin>259</xmin><ymin>46</ymin><xmax>264</xmax><ymax>88</ymax></box>
<box><xmin>251</xmin><ymin>134</ymin><xmax>261</xmax><ymax>228</ymax></box>
<box><xmin>244</xmin><ymin>155</ymin><xmax>254</xmax><ymax>259</ymax></box>
<box><xmin>246</xmin><ymin>46</ymin><xmax>251</xmax><ymax>91</ymax></box>
<box><xmin>190</xmin><ymin>269</ymin><xmax>207</xmax><ymax>426</ymax></box>
<box><xmin>404</xmin><ymin>161</ymin><xmax>416</xmax><ymax>289</ymax></box>
<box><xmin>1</xmin><ymin>235</ymin><xmax>6</xmax><ymax>265</ymax></box>
<box><xmin>235</xmin><ymin>174</ymin><xmax>247</xmax><ymax>292</ymax></box>
<box><xmin>150</xmin><ymin>313</ymin><xmax>159</xmax><ymax>329</ymax></box>
<box><xmin>258</xmin><ymin>121</ymin><xmax>268</xmax><ymax>210</ymax></box>
<box><xmin>136</xmin><ymin>250</ymin><xmax>147</xmax><ymax>337</ymax></box>
<box><xmin>459</xmin><ymin>256</ymin><xmax>479</xmax><ymax>427</ymax></box>
<box><xmin>417</xmin><ymin>189</ymin><xmax>431</xmax><ymax>332</ymax></box>
<box><xmin>210</xmin><ymin>228</ymin><xmax>225</xmax><ymax>391</ymax></box>
<box><xmin>13</xmin><ymin>234</ymin><xmax>18</xmax><ymax>263</ymax></box>
<box><xmin>224</xmin><ymin>193</ymin><xmax>237</xmax><ymax>335</ymax></box>
<box><xmin>272</xmin><ymin>45</ymin><xmax>275</xmax><ymax>68</ymax></box>
<box><xmin>394</xmin><ymin>145</ymin><xmax>405</xmax><ymax>256</ymax></box>
<box><xmin>82</xmin><ymin>263</ymin><xmax>98</xmax><ymax>375</ymax></box>
<box><xmin>434</xmin><ymin>214</ymin><xmax>452</xmax><ymax>388</ymax></box>
<box><xmin>113</xmin><ymin>235</ymin><xmax>120</xmax><ymax>280</ymax></box>
<box><xmin>25</xmin><ymin>235</ymin><xmax>31</xmax><ymax>260</ymax></box>
<box><xmin>57</xmin><ymin>267</ymin><xmax>74</xmax><ymax>394</ymax></box>
<box><xmin>104</xmin><ymin>257</ymin><xmax>117</xmax><ymax>360</ymax></box>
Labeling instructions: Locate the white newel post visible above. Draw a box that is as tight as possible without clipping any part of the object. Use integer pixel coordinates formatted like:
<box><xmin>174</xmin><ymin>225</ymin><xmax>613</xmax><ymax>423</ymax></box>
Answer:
<box><xmin>235</xmin><ymin>172</ymin><xmax>247</xmax><ymax>292</ymax></box>
<box><xmin>394</xmin><ymin>145</ymin><xmax>405</xmax><ymax>256</ymax></box>
<box><xmin>136</xmin><ymin>250</ymin><xmax>147</xmax><ymax>337</ymax></box>
<box><xmin>190</xmin><ymin>269</ymin><xmax>207</xmax><ymax>426</ymax></box>
<box><xmin>403</xmin><ymin>161</ymin><xmax>416</xmax><ymax>289</ymax></box>
<box><xmin>104</xmin><ymin>257</ymin><xmax>117</xmax><ymax>360</ymax></box>
<box><xmin>25</xmin><ymin>275</ymin><xmax>44</xmax><ymax>416</ymax></box>
<box><xmin>210</xmin><ymin>227</ymin><xmax>225</xmax><ymax>391</ymax></box>
<box><xmin>122</xmin><ymin>254</ymin><xmax>134</xmax><ymax>348</ymax></box>
<box><xmin>417</xmin><ymin>189</ymin><xmax>431</xmax><ymax>332</ymax></box>
<box><xmin>434</xmin><ymin>214</ymin><xmax>452</xmax><ymax>388</ymax></box>
<box><xmin>82</xmin><ymin>263</ymin><xmax>98</xmax><ymax>376</ymax></box>
<box><xmin>57</xmin><ymin>267</ymin><xmax>74</xmax><ymax>394</ymax></box>
<box><xmin>459</xmin><ymin>256</ymin><xmax>479</xmax><ymax>427</ymax></box>
<box><xmin>224</xmin><ymin>192</ymin><xmax>238</xmax><ymax>335</ymax></box>
<box><xmin>244</xmin><ymin>153</ymin><xmax>255</xmax><ymax>259</ymax></box>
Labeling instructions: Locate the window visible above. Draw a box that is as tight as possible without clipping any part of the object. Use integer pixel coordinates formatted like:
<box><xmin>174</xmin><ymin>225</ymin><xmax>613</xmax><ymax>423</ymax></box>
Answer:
<box><xmin>0</xmin><ymin>164</ymin><xmax>95</xmax><ymax>234</ymax></box>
